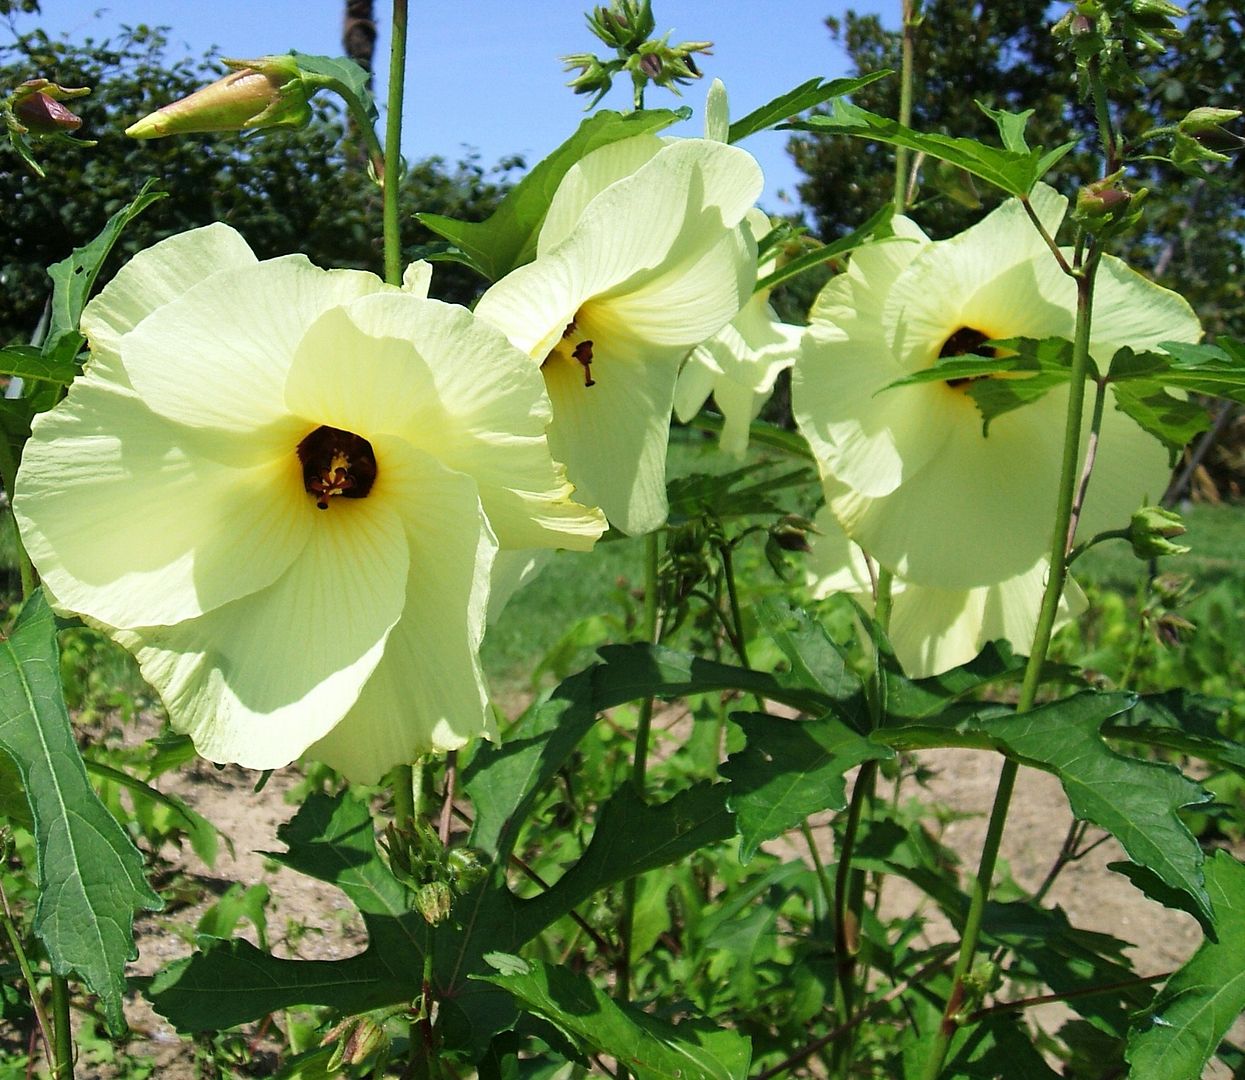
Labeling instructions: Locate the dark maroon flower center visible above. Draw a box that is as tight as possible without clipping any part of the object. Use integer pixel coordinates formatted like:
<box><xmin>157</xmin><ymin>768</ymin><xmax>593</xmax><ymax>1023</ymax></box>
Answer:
<box><xmin>939</xmin><ymin>326</ymin><xmax>996</xmax><ymax>388</ymax></box>
<box><xmin>297</xmin><ymin>426</ymin><xmax>377</xmax><ymax>510</ymax></box>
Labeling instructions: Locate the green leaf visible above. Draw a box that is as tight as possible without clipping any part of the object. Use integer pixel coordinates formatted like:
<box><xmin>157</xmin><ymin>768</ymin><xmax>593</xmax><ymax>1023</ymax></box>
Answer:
<box><xmin>665</xmin><ymin>462</ymin><xmax>819</xmax><ymax>524</ymax></box>
<box><xmin>755</xmin><ymin>202</ymin><xmax>895</xmax><ymax>293</ymax></box>
<box><xmin>419</xmin><ymin>108</ymin><xmax>687</xmax><ymax>282</ymax></box>
<box><xmin>983</xmin><ymin>902</ymin><xmax>1148</xmax><ymax>1037</ymax></box>
<box><xmin>942</xmin><ymin>1014</ymin><xmax>1062</xmax><ymax>1078</ymax></box>
<box><xmin>976</xmin><ymin>693</ymin><xmax>1215</xmax><ymax>931</ymax></box>
<box><xmin>720</xmin><ymin>712</ymin><xmax>892</xmax><ymax>862</ymax></box>
<box><xmin>727</xmin><ymin>71</ymin><xmax>892</xmax><ymax>144</ymax></box>
<box><xmin>0</xmin><ymin>591</ymin><xmax>161</xmax><ymax>1034</ymax></box>
<box><xmin>148</xmin><ymin>791</ymin><xmax>426</xmax><ymax>1030</ymax></box>
<box><xmin>1104</xmin><ymin>691</ymin><xmax>1245</xmax><ymax>777</ymax></box>
<box><xmin>44</xmin><ymin>179</ymin><xmax>167</xmax><ymax>363</ymax></box>
<box><xmin>1110</xmin><ymin>382</ymin><xmax>1211</xmax><ymax>458</ymax></box>
<box><xmin>885</xmin><ymin>336</ymin><xmax>1076</xmax><ymax>431</ymax></box>
<box><xmin>477</xmin><ymin>955</ymin><xmax>751</xmax><ymax>1080</ymax></box>
<box><xmin>976</xmin><ymin>101</ymin><xmax>1037</xmax><ymax>153</ymax></box>
<box><xmin>753</xmin><ymin>599</ymin><xmax>861</xmax><ymax>704</ymax></box>
<box><xmin>784</xmin><ymin>100</ymin><xmax>1074</xmax><ymax>197</ymax></box>
<box><xmin>289</xmin><ymin>51</ymin><xmax>378</xmax><ymax>125</ymax></box>
<box><xmin>0</xmin><ymin>345</ymin><xmax>77</xmax><ymax>386</ymax></box>
<box><xmin>84</xmin><ymin>758</ymin><xmax>223</xmax><ymax>867</ymax></box>
<box><xmin>463</xmin><ymin>669</ymin><xmax>598</xmax><ymax>860</ymax></box>
<box><xmin>517</xmin><ymin>782</ymin><xmax>735</xmax><ymax>936</ymax></box>
<box><xmin>1126</xmin><ymin>851</ymin><xmax>1245</xmax><ymax>1078</ymax></box>
<box><xmin>593</xmin><ymin>642</ymin><xmax>831</xmax><ymax>715</ymax></box>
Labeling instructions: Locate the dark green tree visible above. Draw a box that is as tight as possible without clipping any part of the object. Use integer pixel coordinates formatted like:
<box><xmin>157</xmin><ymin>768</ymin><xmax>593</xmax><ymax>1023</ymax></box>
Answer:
<box><xmin>789</xmin><ymin>0</ymin><xmax>1244</xmax><ymax>337</ymax></box>
<box><xmin>1</xmin><ymin>23</ymin><xmax>515</xmax><ymax>342</ymax></box>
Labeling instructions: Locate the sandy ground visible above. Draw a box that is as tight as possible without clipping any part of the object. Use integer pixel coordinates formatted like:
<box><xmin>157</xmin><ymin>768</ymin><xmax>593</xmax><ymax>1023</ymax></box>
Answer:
<box><xmin>19</xmin><ymin>707</ymin><xmax>1244</xmax><ymax>1078</ymax></box>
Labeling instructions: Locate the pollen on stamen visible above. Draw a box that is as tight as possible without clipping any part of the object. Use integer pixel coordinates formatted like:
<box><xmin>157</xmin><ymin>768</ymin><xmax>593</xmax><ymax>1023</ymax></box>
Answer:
<box><xmin>297</xmin><ymin>426</ymin><xmax>377</xmax><ymax>510</ymax></box>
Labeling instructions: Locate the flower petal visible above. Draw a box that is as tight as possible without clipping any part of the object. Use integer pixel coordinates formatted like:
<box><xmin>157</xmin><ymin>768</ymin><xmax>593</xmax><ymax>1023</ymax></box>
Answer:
<box><xmin>284</xmin><ymin>296</ymin><xmax>605</xmax><ymax>550</ymax></box>
<box><xmin>81</xmin><ymin>223</ymin><xmax>257</xmax><ymax>385</ymax></box>
<box><xmin>122</xmin><ymin>254</ymin><xmax>387</xmax><ymax>434</ymax></box>
<box><xmin>543</xmin><ymin>339</ymin><xmax>678</xmax><ymax>536</ymax></box>
<box><xmin>115</xmin><ymin>472</ymin><xmax>410</xmax><ymax>771</ymax></box>
<box><xmin>538</xmin><ymin>134</ymin><xmax>665</xmax><ymax>254</ymax></box>
<box><xmin>831</xmin><ymin>388</ymin><xmax>1069</xmax><ymax>588</ymax></box>
<box><xmin>883</xmin><ymin>185</ymin><xmax>1069</xmax><ymax>372</ymax></box>
<box><xmin>14</xmin><ymin>372</ymin><xmax>312</xmax><ymax>628</ymax></box>
<box><xmin>306</xmin><ymin>439</ymin><xmax>498</xmax><ymax>782</ymax></box>
<box><xmin>1090</xmin><ymin>255</ymin><xmax>1202</xmax><ymax>355</ymax></box>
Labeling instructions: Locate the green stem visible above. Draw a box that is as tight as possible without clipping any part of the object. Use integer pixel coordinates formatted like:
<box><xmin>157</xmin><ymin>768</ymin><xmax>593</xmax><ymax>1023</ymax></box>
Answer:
<box><xmin>919</xmin><ymin>252</ymin><xmax>1103</xmax><ymax>1080</ymax></box>
<box><xmin>0</xmin><ymin>883</ymin><xmax>54</xmax><ymax>1070</ymax></box>
<box><xmin>830</xmin><ymin>761</ymin><xmax>878</xmax><ymax>1077</ymax></box>
<box><xmin>616</xmin><ymin>530</ymin><xmax>662</xmax><ymax>1026</ymax></box>
<box><xmin>391</xmin><ymin>764</ymin><xmax>416</xmax><ymax>828</ymax></box>
<box><xmin>719</xmin><ymin>540</ymin><xmax>750</xmax><ymax>670</ymax></box>
<box><xmin>50</xmin><ymin>975</ymin><xmax>73</xmax><ymax>1079</ymax></box>
<box><xmin>892</xmin><ymin>0</ymin><xmax>917</xmax><ymax>213</ymax></box>
<box><xmin>382</xmin><ymin>0</ymin><xmax>409</xmax><ymax>286</ymax></box>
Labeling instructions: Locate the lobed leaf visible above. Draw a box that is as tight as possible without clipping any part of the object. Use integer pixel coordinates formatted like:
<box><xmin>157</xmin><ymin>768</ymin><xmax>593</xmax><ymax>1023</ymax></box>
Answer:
<box><xmin>755</xmin><ymin>202</ymin><xmax>895</xmax><ymax>292</ymax></box>
<box><xmin>784</xmin><ymin>99</ymin><xmax>1074</xmax><ymax>197</ymax></box>
<box><xmin>0</xmin><ymin>591</ymin><xmax>161</xmax><ymax>1034</ymax></box>
<box><xmin>0</xmin><ymin>345</ymin><xmax>77</xmax><ymax>387</ymax></box>
<box><xmin>976</xmin><ymin>693</ymin><xmax>1215</xmax><ymax>932</ymax></box>
<box><xmin>727</xmin><ymin>71</ymin><xmax>892</xmax><ymax>144</ymax></box>
<box><xmin>1125</xmin><ymin>851</ymin><xmax>1245</xmax><ymax>1078</ymax></box>
<box><xmin>721</xmin><ymin>711</ymin><xmax>892</xmax><ymax>862</ymax></box>
<box><xmin>44</xmin><ymin>179</ymin><xmax>166</xmax><ymax>364</ymax></box>
<box><xmin>478</xmin><ymin>955</ymin><xmax>751</xmax><ymax>1079</ymax></box>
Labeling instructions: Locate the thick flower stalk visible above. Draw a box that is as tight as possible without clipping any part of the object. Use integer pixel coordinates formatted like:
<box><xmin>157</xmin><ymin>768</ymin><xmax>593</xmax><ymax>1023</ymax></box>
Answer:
<box><xmin>474</xmin><ymin>133</ymin><xmax>764</xmax><ymax>535</ymax></box>
<box><xmin>674</xmin><ymin>208</ymin><xmax>803</xmax><ymax>458</ymax></box>
<box><xmin>794</xmin><ymin>185</ymin><xmax>1199</xmax><ymax>670</ymax></box>
<box><xmin>14</xmin><ymin>225</ymin><xmax>603</xmax><ymax>782</ymax></box>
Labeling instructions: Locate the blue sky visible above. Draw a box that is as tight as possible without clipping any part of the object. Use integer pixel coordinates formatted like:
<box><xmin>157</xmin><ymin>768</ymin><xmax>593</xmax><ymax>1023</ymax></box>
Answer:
<box><xmin>14</xmin><ymin>2</ymin><xmax>893</xmax><ymax>211</ymax></box>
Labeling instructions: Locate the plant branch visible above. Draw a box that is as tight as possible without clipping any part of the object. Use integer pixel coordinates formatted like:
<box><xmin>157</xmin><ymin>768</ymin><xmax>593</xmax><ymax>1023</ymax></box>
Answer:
<box><xmin>382</xmin><ymin>0</ymin><xmax>409</xmax><ymax>286</ymax></box>
<box><xmin>0</xmin><ymin>880</ymin><xmax>54</xmax><ymax>1071</ymax></box>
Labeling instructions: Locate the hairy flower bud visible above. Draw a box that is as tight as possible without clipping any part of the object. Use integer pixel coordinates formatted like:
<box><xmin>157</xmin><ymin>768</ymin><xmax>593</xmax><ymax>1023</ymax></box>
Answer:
<box><xmin>588</xmin><ymin>0</ymin><xmax>655</xmax><ymax>50</ymax></box>
<box><xmin>323</xmin><ymin>1015</ymin><xmax>388</xmax><ymax>1070</ymax></box>
<box><xmin>125</xmin><ymin>56</ymin><xmax>312</xmax><ymax>140</ymax></box>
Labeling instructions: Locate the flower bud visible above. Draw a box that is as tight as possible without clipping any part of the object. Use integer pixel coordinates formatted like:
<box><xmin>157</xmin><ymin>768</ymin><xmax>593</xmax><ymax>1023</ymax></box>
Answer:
<box><xmin>8</xmin><ymin>79</ymin><xmax>89</xmax><ymax>135</ymax></box>
<box><xmin>1128</xmin><ymin>504</ymin><xmax>1190</xmax><ymax>559</ymax></box>
<box><xmin>125</xmin><ymin>56</ymin><xmax>311</xmax><ymax>140</ymax></box>
<box><xmin>323</xmin><ymin>1014</ymin><xmax>389</xmax><ymax>1070</ymax></box>
<box><xmin>1077</xmin><ymin>176</ymin><xmax>1132</xmax><ymax>216</ymax></box>
<box><xmin>13</xmin><ymin>91</ymin><xmax>82</xmax><ymax>135</ymax></box>
<box><xmin>415</xmin><ymin>880</ymin><xmax>453</xmax><ymax>926</ymax></box>
<box><xmin>1179</xmin><ymin>106</ymin><xmax>1244</xmax><ymax>134</ymax></box>
<box><xmin>447</xmin><ymin>846</ymin><xmax>487</xmax><ymax>894</ymax></box>
<box><xmin>588</xmin><ymin>1</ymin><xmax>655</xmax><ymax>50</ymax></box>
<box><xmin>562</xmin><ymin>52</ymin><xmax>617</xmax><ymax>104</ymax></box>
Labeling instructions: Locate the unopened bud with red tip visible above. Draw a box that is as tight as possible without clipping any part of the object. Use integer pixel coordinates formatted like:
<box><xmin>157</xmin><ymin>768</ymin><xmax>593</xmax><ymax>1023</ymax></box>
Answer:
<box><xmin>12</xmin><ymin>80</ymin><xmax>86</xmax><ymax>135</ymax></box>
<box><xmin>15</xmin><ymin>93</ymin><xmax>80</xmax><ymax>134</ymax></box>
<box><xmin>1076</xmin><ymin>170</ymin><xmax>1137</xmax><ymax>219</ymax></box>
<box><xmin>126</xmin><ymin>55</ymin><xmax>312</xmax><ymax>140</ymax></box>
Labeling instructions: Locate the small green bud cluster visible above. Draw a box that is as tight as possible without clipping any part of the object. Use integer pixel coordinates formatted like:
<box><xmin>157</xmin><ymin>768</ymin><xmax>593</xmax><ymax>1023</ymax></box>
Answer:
<box><xmin>381</xmin><ymin>818</ymin><xmax>488</xmax><ymax>927</ymax></box>
<box><xmin>1053</xmin><ymin>0</ymin><xmax>1186</xmax><ymax>91</ymax></box>
<box><xmin>1128</xmin><ymin>504</ymin><xmax>1191</xmax><ymax>560</ymax></box>
<box><xmin>1073</xmin><ymin>170</ymin><xmax>1146</xmax><ymax>238</ymax></box>
<box><xmin>561</xmin><ymin>0</ymin><xmax>711</xmax><ymax>108</ymax></box>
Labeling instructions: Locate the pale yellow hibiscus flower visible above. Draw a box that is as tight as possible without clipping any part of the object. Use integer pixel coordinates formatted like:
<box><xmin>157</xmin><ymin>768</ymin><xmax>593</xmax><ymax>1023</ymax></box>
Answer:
<box><xmin>474</xmin><ymin>133</ymin><xmax>764</xmax><ymax>535</ymax></box>
<box><xmin>794</xmin><ymin>184</ymin><xmax>1200</xmax><ymax>592</ymax></box>
<box><xmin>14</xmin><ymin>225</ymin><xmax>604</xmax><ymax>782</ymax></box>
